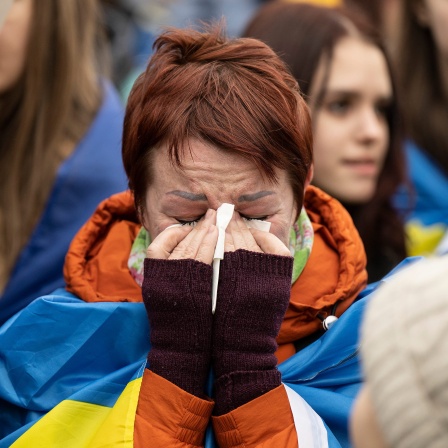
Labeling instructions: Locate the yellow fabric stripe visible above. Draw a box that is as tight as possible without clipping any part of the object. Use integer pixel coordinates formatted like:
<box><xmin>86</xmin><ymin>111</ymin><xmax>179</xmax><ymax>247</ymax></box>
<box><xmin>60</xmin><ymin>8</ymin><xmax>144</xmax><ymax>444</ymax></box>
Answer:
<box><xmin>405</xmin><ymin>220</ymin><xmax>446</xmax><ymax>256</ymax></box>
<box><xmin>12</xmin><ymin>377</ymin><xmax>143</xmax><ymax>447</ymax></box>
<box><xmin>282</xmin><ymin>0</ymin><xmax>343</xmax><ymax>6</ymax></box>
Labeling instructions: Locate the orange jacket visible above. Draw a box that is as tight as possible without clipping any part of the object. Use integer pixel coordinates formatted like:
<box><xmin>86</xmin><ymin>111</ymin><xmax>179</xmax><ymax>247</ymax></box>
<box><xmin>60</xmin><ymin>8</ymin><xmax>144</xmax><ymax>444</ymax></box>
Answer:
<box><xmin>64</xmin><ymin>186</ymin><xmax>367</xmax><ymax>447</ymax></box>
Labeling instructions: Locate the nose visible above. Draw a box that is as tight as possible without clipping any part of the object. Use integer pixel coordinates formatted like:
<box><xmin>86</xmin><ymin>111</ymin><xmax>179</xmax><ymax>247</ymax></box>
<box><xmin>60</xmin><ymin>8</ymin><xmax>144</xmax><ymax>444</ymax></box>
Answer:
<box><xmin>356</xmin><ymin>106</ymin><xmax>387</xmax><ymax>145</ymax></box>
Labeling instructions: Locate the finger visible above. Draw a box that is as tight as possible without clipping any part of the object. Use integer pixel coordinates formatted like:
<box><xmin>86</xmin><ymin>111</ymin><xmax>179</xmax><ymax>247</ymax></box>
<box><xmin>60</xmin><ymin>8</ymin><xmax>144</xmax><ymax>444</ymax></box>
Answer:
<box><xmin>195</xmin><ymin>224</ymin><xmax>219</xmax><ymax>264</ymax></box>
<box><xmin>170</xmin><ymin>209</ymin><xmax>217</xmax><ymax>260</ymax></box>
<box><xmin>146</xmin><ymin>225</ymin><xmax>193</xmax><ymax>259</ymax></box>
<box><xmin>234</xmin><ymin>215</ymin><xmax>262</xmax><ymax>252</ymax></box>
<box><xmin>224</xmin><ymin>227</ymin><xmax>235</xmax><ymax>252</ymax></box>
<box><xmin>226</xmin><ymin>216</ymin><xmax>261</xmax><ymax>252</ymax></box>
<box><xmin>249</xmin><ymin>228</ymin><xmax>291</xmax><ymax>257</ymax></box>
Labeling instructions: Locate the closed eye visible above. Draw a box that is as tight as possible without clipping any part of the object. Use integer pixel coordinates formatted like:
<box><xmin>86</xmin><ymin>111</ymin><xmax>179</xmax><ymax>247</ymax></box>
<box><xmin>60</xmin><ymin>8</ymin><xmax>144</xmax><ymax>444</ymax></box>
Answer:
<box><xmin>177</xmin><ymin>214</ymin><xmax>268</xmax><ymax>226</ymax></box>
<box><xmin>240</xmin><ymin>214</ymin><xmax>268</xmax><ymax>221</ymax></box>
<box><xmin>177</xmin><ymin>217</ymin><xmax>203</xmax><ymax>227</ymax></box>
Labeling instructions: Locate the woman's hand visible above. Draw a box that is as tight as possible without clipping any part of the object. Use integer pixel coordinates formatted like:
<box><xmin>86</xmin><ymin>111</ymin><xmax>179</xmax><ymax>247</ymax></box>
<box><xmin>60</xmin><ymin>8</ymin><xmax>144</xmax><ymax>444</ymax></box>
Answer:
<box><xmin>224</xmin><ymin>212</ymin><xmax>291</xmax><ymax>257</ymax></box>
<box><xmin>146</xmin><ymin>209</ymin><xmax>218</xmax><ymax>264</ymax></box>
<box><xmin>143</xmin><ymin>209</ymin><xmax>217</xmax><ymax>398</ymax></box>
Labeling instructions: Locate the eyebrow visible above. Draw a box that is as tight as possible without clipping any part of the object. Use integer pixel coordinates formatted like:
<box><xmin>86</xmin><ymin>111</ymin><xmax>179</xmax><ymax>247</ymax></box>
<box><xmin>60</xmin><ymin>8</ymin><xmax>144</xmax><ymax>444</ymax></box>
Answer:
<box><xmin>325</xmin><ymin>89</ymin><xmax>392</xmax><ymax>101</ymax></box>
<box><xmin>167</xmin><ymin>190</ymin><xmax>207</xmax><ymax>201</ymax></box>
<box><xmin>167</xmin><ymin>190</ymin><xmax>275</xmax><ymax>202</ymax></box>
<box><xmin>238</xmin><ymin>191</ymin><xmax>275</xmax><ymax>202</ymax></box>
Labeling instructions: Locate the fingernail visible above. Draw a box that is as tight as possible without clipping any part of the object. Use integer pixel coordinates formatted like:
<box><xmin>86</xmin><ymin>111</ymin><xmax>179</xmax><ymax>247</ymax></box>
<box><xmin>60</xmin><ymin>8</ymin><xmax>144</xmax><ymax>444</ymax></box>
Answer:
<box><xmin>205</xmin><ymin>208</ymin><xmax>216</xmax><ymax>222</ymax></box>
<box><xmin>165</xmin><ymin>224</ymin><xmax>183</xmax><ymax>230</ymax></box>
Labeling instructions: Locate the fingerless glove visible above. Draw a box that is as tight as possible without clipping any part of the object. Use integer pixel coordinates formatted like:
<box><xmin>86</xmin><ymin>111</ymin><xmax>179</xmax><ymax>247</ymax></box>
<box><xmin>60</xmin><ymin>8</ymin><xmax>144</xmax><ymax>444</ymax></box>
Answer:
<box><xmin>142</xmin><ymin>258</ymin><xmax>213</xmax><ymax>398</ymax></box>
<box><xmin>212</xmin><ymin>249</ymin><xmax>293</xmax><ymax>415</ymax></box>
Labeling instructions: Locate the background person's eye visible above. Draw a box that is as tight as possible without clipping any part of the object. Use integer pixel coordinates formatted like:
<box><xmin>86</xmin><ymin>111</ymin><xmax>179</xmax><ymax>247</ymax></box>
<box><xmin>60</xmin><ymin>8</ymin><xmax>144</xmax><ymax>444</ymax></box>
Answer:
<box><xmin>327</xmin><ymin>99</ymin><xmax>350</xmax><ymax>115</ymax></box>
<box><xmin>375</xmin><ymin>100</ymin><xmax>392</xmax><ymax>119</ymax></box>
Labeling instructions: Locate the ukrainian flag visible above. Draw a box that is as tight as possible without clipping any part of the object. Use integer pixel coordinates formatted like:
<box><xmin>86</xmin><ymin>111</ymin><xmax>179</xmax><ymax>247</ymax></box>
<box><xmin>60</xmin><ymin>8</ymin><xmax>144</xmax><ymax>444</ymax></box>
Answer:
<box><xmin>0</xmin><ymin>258</ymin><xmax>420</xmax><ymax>447</ymax></box>
<box><xmin>0</xmin><ymin>292</ymin><xmax>149</xmax><ymax>447</ymax></box>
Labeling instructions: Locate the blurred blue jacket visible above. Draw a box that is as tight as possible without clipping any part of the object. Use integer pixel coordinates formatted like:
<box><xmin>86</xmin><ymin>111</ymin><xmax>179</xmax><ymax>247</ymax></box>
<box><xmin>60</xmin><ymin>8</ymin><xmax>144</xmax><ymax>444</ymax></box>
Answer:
<box><xmin>0</xmin><ymin>81</ymin><xmax>127</xmax><ymax>325</ymax></box>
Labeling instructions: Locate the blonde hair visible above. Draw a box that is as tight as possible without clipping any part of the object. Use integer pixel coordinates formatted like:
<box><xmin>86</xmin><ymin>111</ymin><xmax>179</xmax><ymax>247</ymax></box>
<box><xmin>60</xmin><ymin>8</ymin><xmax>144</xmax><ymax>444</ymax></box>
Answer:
<box><xmin>0</xmin><ymin>0</ymin><xmax>106</xmax><ymax>289</ymax></box>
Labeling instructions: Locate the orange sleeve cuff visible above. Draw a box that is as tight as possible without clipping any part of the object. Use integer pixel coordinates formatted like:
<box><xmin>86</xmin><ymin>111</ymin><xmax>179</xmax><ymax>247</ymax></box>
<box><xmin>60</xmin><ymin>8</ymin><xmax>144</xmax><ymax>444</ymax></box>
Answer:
<box><xmin>134</xmin><ymin>369</ymin><xmax>214</xmax><ymax>447</ymax></box>
<box><xmin>212</xmin><ymin>384</ymin><xmax>297</xmax><ymax>448</ymax></box>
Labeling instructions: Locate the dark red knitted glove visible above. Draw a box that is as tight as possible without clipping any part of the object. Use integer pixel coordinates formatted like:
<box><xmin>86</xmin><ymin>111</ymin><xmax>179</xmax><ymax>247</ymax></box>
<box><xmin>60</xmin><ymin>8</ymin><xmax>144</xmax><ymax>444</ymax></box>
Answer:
<box><xmin>142</xmin><ymin>258</ymin><xmax>213</xmax><ymax>398</ymax></box>
<box><xmin>212</xmin><ymin>249</ymin><xmax>293</xmax><ymax>415</ymax></box>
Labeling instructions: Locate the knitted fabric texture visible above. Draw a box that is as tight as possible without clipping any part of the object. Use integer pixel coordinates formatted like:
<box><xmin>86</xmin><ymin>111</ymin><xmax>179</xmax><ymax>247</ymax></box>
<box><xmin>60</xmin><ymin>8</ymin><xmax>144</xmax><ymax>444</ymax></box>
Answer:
<box><xmin>212</xmin><ymin>249</ymin><xmax>293</xmax><ymax>415</ymax></box>
<box><xmin>142</xmin><ymin>258</ymin><xmax>213</xmax><ymax>398</ymax></box>
<box><xmin>360</xmin><ymin>255</ymin><xmax>448</xmax><ymax>448</ymax></box>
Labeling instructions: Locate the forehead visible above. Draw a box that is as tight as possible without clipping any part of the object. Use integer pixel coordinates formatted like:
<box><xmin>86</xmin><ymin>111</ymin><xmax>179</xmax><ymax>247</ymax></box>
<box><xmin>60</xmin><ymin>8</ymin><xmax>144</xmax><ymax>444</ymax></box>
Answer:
<box><xmin>324</xmin><ymin>37</ymin><xmax>391</xmax><ymax>96</ymax></box>
<box><xmin>150</xmin><ymin>139</ymin><xmax>282</xmax><ymax>196</ymax></box>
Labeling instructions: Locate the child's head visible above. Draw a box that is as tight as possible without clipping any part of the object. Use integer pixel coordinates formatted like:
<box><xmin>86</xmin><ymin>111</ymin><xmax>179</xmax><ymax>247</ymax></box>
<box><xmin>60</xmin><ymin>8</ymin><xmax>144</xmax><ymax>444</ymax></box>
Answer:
<box><xmin>351</xmin><ymin>255</ymin><xmax>448</xmax><ymax>448</ymax></box>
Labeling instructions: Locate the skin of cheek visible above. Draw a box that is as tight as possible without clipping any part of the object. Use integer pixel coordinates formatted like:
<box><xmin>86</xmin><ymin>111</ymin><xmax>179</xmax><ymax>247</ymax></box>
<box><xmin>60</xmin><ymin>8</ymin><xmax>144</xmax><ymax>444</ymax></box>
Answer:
<box><xmin>0</xmin><ymin>0</ymin><xmax>33</xmax><ymax>93</ymax></box>
<box><xmin>142</xmin><ymin>187</ymin><xmax>179</xmax><ymax>240</ymax></box>
<box><xmin>268</xmin><ymin>203</ymin><xmax>297</xmax><ymax>246</ymax></box>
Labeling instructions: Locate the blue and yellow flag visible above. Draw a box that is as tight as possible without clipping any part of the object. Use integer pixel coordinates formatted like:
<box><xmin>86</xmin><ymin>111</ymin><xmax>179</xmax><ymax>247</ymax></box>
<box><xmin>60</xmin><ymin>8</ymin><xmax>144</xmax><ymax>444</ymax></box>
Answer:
<box><xmin>0</xmin><ymin>291</ymin><xmax>148</xmax><ymax>447</ymax></box>
<box><xmin>0</xmin><ymin>258</ymin><xmax>419</xmax><ymax>447</ymax></box>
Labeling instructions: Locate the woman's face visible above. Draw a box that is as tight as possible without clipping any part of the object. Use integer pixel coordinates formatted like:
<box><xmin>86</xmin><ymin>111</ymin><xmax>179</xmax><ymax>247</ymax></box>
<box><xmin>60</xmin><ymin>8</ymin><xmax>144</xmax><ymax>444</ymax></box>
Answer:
<box><xmin>0</xmin><ymin>0</ymin><xmax>33</xmax><ymax>93</ymax></box>
<box><xmin>143</xmin><ymin>139</ymin><xmax>298</xmax><ymax>246</ymax></box>
<box><xmin>309</xmin><ymin>37</ymin><xmax>391</xmax><ymax>204</ymax></box>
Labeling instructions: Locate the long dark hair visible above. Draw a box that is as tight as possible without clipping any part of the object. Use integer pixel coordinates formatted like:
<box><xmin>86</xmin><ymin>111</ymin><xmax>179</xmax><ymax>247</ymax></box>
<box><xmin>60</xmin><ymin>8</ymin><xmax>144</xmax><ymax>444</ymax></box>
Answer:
<box><xmin>0</xmin><ymin>0</ymin><xmax>107</xmax><ymax>289</ymax></box>
<box><xmin>397</xmin><ymin>0</ymin><xmax>448</xmax><ymax>174</ymax></box>
<box><xmin>244</xmin><ymin>2</ymin><xmax>407</xmax><ymax>281</ymax></box>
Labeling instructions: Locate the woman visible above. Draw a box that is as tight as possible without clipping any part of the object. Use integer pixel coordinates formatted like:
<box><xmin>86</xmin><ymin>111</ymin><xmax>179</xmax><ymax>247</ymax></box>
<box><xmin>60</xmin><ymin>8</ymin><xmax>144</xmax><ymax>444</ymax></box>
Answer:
<box><xmin>391</xmin><ymin>0</ymin><xmax>448</xmax><ymax>256</ymax></box>
<box><xmin>243</xmin><ymin>3</ymin><xmax>407</xmax><ymax>282</ymax></box>
<box><xmin>0</xmin><ymin>0</ymin><xmax>126</xmax><ymax>323</ymax></box>
<box><xmin>0</xmin><ymin>25</ymin><xmax>368</xmax><ymax>446</ymax></box>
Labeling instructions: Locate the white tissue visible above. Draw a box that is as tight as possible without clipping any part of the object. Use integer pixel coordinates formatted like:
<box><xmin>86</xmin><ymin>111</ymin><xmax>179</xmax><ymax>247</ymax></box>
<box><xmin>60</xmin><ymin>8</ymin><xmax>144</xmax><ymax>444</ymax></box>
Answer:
<box><xmin>212</xmin><ymin>203</ymin><xmax>234</xmax><ymax>313</ymax></box>
<box><xmin>244</xmin><ymin>218</ymin><xmax>271</xmax><ymax>232</ymax></box>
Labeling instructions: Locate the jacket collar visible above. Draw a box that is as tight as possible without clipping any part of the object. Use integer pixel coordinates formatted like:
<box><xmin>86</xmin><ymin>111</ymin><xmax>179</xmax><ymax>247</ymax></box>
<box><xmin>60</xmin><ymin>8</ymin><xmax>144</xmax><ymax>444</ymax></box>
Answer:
<box><xmin>64</xmin><ymin>186</ymin><xmax>367</xmax><ymax>358</ymax></box>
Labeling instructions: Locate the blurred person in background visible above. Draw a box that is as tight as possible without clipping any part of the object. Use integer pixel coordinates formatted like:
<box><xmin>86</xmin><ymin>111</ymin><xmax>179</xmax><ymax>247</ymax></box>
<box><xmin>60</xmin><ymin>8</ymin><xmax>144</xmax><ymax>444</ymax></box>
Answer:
<box><xmin>335</xmin><ymin>0</ymin><xmax>448</xmax><ymax>257</ymax></box>
<box><xmin>99</xmin><ymin>0</ymin><xmax>156</xmax><ymax>100</ymax></box>
<box><xmin>161</xmin><ymin>0</ymin><xmax>264</xmax><ymax>38</ymax></box>
<box><xmin>350</xmin><ymin>254</ymin><xmax>448</xmax><ymax>448</ymax></box>
<box><xmin>99</xmin><ymin>0</ymin><xmax>268</xmax><ymax>102</ymax></box>
<box><xmin>347</xmin><ymin>0</ymin><xmax>404</xmax><ymax>58</ymax></box>
<box><xmin>244</xmin><ymin>2</ymin><xmax>407</xmax><ymax>282</ymax></box>
<box><xmin>0</xmin><ymin>0</ymin><xmax>126</xmax><ymax>324</ymax></box>
<box><xmin>391</xmin><ymin>0</ymin><xmax>448</xmax><ymax>257</ymax></box>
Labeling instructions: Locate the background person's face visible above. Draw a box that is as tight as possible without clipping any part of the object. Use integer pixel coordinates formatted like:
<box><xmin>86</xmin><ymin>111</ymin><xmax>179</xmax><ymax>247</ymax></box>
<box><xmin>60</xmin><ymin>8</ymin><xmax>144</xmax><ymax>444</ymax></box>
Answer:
<box><xmin>0</xmin><ymin>0</ymin><xmax>32</xmax><ymax>93</ymax></box>
<box><xmin>309</xmin><ymin>37</ymin><xmax>391</xmax><ymax>204</ymax></box>
<box><xmin>142</xmin><ymin>139</ymin><xmax>298</xmax><ymax>246</ymax></box>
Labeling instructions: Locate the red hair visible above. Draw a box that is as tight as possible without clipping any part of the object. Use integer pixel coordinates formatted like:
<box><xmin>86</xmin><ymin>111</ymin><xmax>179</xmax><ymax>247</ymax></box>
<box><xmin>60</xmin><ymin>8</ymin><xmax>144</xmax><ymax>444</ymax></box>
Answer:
<box><xmin>122</xmin><ymin>25</ymin><xmax>312</xmax><ymax>217</ymax></box>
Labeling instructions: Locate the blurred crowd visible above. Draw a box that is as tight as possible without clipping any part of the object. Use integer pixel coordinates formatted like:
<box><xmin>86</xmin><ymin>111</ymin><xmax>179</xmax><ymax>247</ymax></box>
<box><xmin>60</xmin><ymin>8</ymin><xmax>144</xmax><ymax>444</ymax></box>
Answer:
<box><xmin>1</xmin><ymin>1</ymin><xmax>448</xmax><ymax>446</ymax></box>
<box><xmin>102</xmin><ymin>0</ymin><xmax>448</xmax><ymax>264</ymax></box>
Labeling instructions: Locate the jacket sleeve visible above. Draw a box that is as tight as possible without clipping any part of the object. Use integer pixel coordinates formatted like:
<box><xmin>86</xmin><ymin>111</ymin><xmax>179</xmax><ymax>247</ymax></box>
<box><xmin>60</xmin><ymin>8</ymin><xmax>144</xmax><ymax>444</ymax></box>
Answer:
<box><xmin>134</xmin><ymin>369</ymin><xmax>297</xmax><ymax>448</ymax></box>
<box><xmin>134</xmin><ymin>369</ymin><xmax>214</xmax><ymax>447</ymax></box>
<box><xmin>212</xmin><ymin>384</ymin><xmax>297</xmax><ymax>448</ymax></box>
